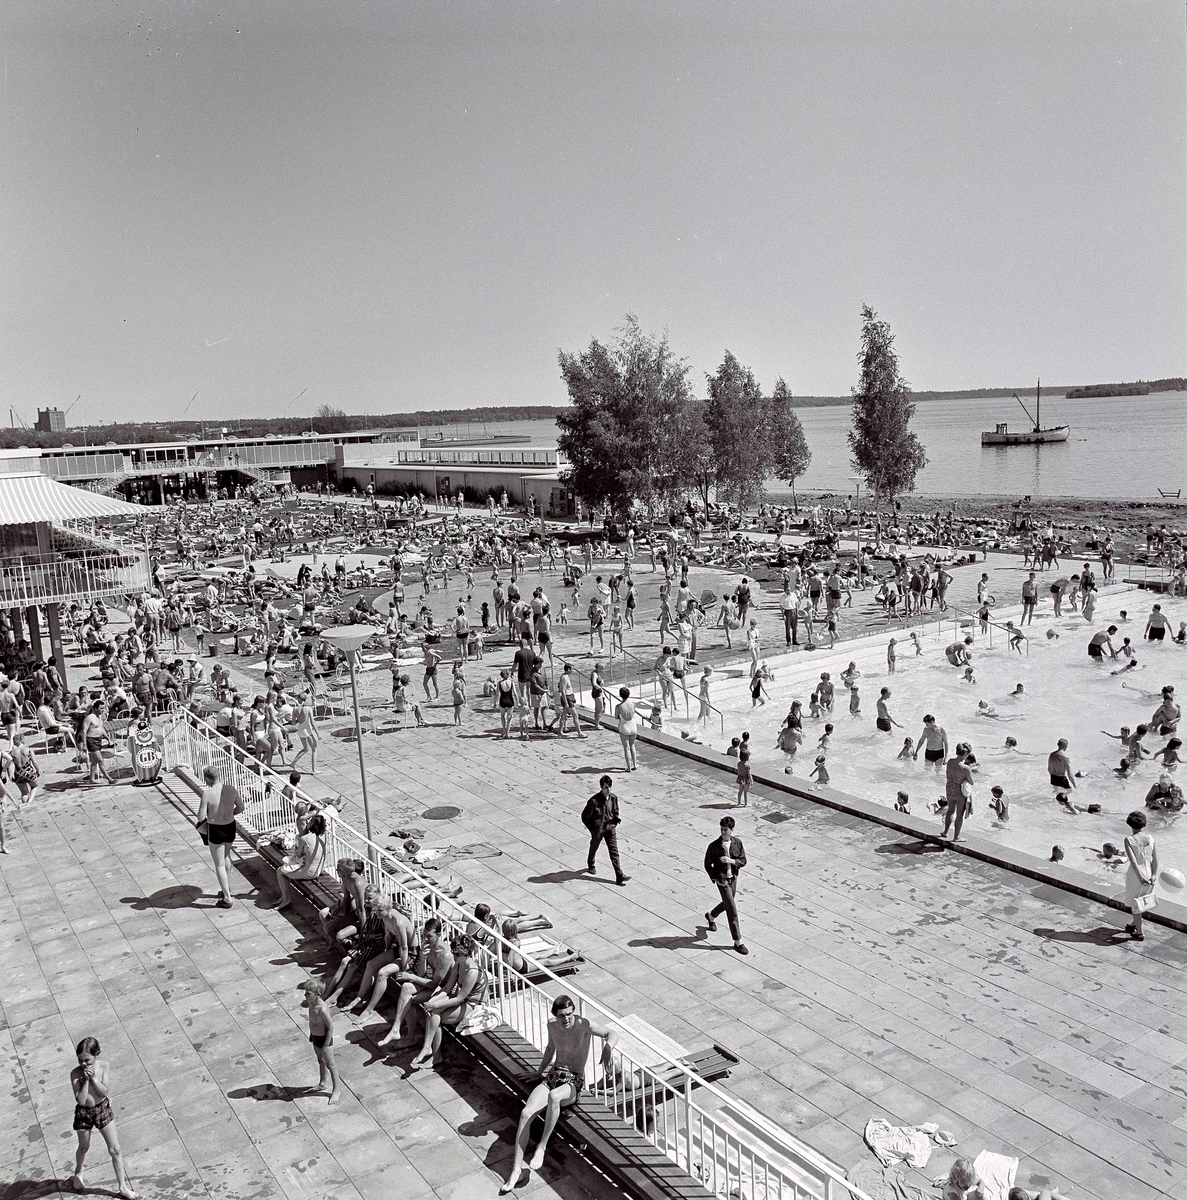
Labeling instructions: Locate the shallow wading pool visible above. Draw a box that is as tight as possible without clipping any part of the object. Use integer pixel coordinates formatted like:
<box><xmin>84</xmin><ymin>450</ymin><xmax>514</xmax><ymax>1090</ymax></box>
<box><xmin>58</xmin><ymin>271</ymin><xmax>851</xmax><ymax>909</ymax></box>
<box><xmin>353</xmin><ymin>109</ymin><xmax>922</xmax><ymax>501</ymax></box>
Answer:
<box><xmin>655</xmin><ymin>588</ymin><xmax>1186</xmax><ymax>884</ymax></box>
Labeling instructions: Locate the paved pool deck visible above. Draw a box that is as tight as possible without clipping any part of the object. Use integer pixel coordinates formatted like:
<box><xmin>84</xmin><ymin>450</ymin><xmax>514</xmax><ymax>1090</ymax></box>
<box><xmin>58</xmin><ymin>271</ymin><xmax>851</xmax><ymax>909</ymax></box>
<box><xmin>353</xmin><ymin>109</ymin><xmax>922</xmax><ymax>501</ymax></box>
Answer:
<box><xmin>4</xmin><ymin>671</ymin><xmax>1187</xmax><ymax>1200</ymax></box>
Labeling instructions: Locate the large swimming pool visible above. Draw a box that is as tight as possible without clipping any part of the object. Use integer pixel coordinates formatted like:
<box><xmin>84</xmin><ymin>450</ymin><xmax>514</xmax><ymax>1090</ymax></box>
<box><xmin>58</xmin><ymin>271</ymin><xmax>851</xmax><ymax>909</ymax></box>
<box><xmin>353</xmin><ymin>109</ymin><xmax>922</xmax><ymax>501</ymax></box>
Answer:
<box><xmin>655</xmin><ymin>588</ymin><xmax>1186</xmax><ymax>883</ymax></box>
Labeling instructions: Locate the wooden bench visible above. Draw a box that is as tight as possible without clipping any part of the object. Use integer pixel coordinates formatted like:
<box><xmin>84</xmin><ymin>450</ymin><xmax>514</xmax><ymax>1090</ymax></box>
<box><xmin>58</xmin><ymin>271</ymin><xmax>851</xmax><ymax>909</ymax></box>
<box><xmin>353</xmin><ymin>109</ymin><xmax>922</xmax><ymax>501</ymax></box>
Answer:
<box><xmin>449</xmin><ymin>1022</ymin><xmax>721</xmax><ymax>1200</ymax></box>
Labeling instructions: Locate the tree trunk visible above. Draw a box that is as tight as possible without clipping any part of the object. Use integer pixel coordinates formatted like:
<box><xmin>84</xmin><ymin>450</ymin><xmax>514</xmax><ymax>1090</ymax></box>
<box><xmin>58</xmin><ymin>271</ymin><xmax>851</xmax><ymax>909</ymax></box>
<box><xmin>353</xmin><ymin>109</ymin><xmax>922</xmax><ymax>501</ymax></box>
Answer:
<box><xmin>791</xmin><ymin>480</ymin><xmax>798</xmax><ymax>514</ymax></box>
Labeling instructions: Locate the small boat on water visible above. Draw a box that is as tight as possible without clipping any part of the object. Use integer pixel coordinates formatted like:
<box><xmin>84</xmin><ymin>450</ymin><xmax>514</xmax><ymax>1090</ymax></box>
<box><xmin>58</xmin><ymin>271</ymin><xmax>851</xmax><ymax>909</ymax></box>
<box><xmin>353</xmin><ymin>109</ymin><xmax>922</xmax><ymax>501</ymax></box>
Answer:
<box><xmin>981</xmin><ymin>380</ymin><xmax>1070</xmax><ymax>446</ymax></box>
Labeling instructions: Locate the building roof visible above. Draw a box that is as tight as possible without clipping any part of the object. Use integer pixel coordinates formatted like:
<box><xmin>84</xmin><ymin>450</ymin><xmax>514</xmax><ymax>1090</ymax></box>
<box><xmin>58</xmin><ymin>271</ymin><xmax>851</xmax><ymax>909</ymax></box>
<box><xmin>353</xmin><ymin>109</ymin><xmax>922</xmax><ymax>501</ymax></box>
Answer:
<box><xmin>0</xmin><ymin>472</ymin><xmax>144</xmax><ymax>526</ymax></box>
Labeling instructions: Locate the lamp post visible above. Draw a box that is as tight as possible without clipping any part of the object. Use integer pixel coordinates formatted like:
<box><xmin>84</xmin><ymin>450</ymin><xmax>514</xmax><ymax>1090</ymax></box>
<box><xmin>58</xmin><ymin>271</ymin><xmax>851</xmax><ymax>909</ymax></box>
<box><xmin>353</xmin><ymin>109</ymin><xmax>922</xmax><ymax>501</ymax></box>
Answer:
<box><xmin>320</xmin><ymin>625</ymin><xmax>375</xmax><ymax>859</ymax></box>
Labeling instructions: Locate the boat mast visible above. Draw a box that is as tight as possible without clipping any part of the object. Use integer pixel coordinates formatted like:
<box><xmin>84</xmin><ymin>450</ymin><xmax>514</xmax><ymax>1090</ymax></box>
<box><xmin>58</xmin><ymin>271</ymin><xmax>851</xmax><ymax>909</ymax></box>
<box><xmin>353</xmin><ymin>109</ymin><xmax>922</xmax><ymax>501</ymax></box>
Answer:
<box><xmin>1036</xmin><ymin>379</ymin><xmax>1040</xmax><ymax>431</ymax></box>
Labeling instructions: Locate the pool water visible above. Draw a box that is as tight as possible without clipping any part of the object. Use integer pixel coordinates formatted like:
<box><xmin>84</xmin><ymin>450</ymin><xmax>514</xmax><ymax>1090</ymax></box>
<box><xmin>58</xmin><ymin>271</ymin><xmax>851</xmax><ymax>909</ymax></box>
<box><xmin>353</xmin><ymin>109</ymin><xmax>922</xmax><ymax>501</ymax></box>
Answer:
<box><xmin>658</xmin><ymin>589</ymin><xmax>1186</xmax><ymax>883</ymax></box>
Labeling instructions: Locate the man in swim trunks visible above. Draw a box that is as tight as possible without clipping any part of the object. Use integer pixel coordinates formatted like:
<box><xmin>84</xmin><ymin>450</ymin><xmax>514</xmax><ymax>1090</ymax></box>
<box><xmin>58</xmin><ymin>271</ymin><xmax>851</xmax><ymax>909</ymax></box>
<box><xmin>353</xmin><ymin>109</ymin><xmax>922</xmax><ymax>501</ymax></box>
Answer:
<box><xmin>195</xmin><ymin>765</ymin><xmax>244</xmax><ymax>909</ymax></box>
<box><xmin>502</xmin><ymin>994</ymin><xmax>618</xmax><ymax>1193</ymax></box>
<box><xmin>1047</xmin><ymin>738</ymin><xmax>1075</xmax><ymax>792</ymax></box>
<box><xmin>942</xmin><ymin>744</ymin><xmax>974</xmax><ymax>841</ymax></box>
<box><xmin>1088</xmin><ymin>626</ymin><xmax>1119</xmax><ymax>663</ymax></box>
<box><xmin>914</xmin><ymin>715</ymin><xmax>948</xmax><ymax>770</ymax></box>
<box><xmin>378</xmin><ymin>917</ymin><xmax>453</xmax><ymax>1049</ymax></box>
<box><xmin>1145</xmin><ymin>604</ymin><xmax>1170</xmax><ymax>642</ymax></box>
<box><xmin>1020</xmin><ymin>572</ymin><xmax>1038</xmax><ymax>625</ymax></box>
<box><xmin>1151</xmin><ymin>688</ymin><xmax>1180</xmax><ymax>735</ymax></box>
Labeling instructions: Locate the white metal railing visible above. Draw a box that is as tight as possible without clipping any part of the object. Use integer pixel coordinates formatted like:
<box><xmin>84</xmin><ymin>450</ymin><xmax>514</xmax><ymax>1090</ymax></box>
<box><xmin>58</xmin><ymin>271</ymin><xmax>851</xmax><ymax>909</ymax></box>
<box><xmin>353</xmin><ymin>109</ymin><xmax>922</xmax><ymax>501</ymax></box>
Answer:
<box><xmin>0</xmin><ymin>546</ymin><xmax>151</xmax><ymax>607</ymax></box>
<box><xmin>161</xmin><ymin>707</ymin><xmax>869</xmax><ymax>1200</ymax></box>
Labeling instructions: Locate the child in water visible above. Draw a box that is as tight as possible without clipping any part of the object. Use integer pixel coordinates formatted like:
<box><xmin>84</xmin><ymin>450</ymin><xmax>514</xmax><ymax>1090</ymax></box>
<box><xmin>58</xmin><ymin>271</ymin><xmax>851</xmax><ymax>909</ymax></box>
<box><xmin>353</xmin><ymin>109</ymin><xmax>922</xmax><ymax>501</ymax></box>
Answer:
<box><xmin>810</xmin><ymin>755</ymin><xmax>830</xmax><ymax>786</ymax></box>
<box><xmin>897</xmin><ymin>737</ymin><xmax>914</xmax><ymax>760</ymax></box>
<box><xmin>911</xmin><ymin>632</ymin><xmax>922</xmax><ymax>655</ymax></box>
<box><xmin>848</xmin><ymin>685</ymin><xmax>861</xmax><ymax>715</ymax></box>
<box><xmin>818</xmin><ymin>723</ymin><xmax>833</xmax><ymax>752</ymax></box>
<box><xmin>894</xmin><ymin>790</ymin><xmax>910</xmax><ymax>813</ymax></box>
<box><xmin>989</xmin><ymin>785</ymin><xmax>1009</xmax><ymax>821</ymax></box>
<box><xmin>887</xmin><ymin>638</ymin><xmax>897</xmax><ymax>673</ymax></box>
<box><xmin>808</xmin><ymin>692</ymin><xmax>822</xmax><ymax>718</ymax></box>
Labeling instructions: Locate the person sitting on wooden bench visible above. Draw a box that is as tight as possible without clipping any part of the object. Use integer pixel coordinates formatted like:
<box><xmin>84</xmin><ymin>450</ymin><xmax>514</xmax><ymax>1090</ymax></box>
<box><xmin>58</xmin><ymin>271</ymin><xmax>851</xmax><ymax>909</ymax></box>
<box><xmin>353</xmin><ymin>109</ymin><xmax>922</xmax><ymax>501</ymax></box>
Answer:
<box><xmin>501</xmin><ymin>994</ymin><xmax>618</xmax><ymax>1194</ymax></box>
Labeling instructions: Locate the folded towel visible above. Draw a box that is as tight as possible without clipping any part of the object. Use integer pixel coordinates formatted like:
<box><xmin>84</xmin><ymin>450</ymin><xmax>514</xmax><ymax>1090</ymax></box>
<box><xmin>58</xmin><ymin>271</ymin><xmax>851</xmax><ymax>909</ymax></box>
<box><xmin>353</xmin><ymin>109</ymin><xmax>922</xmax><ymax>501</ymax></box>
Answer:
<box><xmin>973</xmin><ymin>1152</ymin><xmax>1018</xmax><ymax>1200</ymax></box>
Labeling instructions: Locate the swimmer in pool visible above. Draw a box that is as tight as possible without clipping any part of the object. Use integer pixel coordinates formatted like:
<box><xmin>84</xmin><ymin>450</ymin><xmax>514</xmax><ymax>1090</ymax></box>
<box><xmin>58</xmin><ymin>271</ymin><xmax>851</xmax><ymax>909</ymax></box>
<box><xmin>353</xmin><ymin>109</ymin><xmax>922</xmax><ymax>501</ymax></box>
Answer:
<box><xmin>894</xmin><ymin>791</ymin><xmax>910</xmax><ymax>813</ymax></box>
<box><xmin>848</xmin><ymin>685</ymin><xmax>861</xmax><ymax>715</ymax></box>
<box><xmin>988</xmin><ymin>786</ymin><xmax>1009</xmax><ymax>822</ymax></box>
<box><xmin>1111</xmin><ymin>658</ymin><xmax>1141</xmax><ymax>676</ymax></box>
<box><xmin>976</xmin><ymin>700</ymin><xmax>998</xmax><ymax>718</ymax></box>
<box><xmin>1047</xmin><ymin>738</ymin><xmax>1075</xmax><ymax>793</ymax></box>
<box><xmin>962</xmin><ymin>666</ymin><xmax>976</xmax><ymax>684</ymax></box>
<box><xmin>911</xmin><ymin>632</ymin><xmax>922</xmax><ymax>656</ymax></box>
<box><xmin>914</xmin><ymin>715</ymin><xmax>948</xmax><ymax>771</ymax></box>
<box><xmin>875</xmin><ymin>688</ymin><xmax>901</xmax><ymax>733</ymax></box>
<box><xmin>809</xmin><ymin>755</ymin><xmax>829</xmax><ymax>786</ymax></box>
<box><xmin>817</xmin><ymin>724</ymin><xmax>833</xmax><ymax>752</ymax></box>
<box><xmin>1009</xmin><ymin>684</ymin><xmax>1025</xmax><ymax>698</ymax></box>
<box><xmin>897</xmin><ymin>737</ymin><xmax>914</xmax><ymax>760</ymax></box>
<box><xmin>840</xmin><ymin>662</ymin><xmax>860</xmax><ymax>689</ymax></box>
<box><xmin>1154</xmin><ymin>738</ymin><xmax>1182</xmax><ymax>768</ymax></box>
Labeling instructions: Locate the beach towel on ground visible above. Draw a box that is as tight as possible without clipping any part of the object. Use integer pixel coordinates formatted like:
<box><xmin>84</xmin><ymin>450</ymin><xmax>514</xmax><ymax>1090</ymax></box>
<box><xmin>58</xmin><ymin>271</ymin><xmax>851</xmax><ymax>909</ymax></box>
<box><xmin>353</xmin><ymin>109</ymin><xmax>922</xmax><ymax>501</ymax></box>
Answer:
<box><xmin>848</xmin><ymin>1161</ymin><xmax>928</xmax><ymax>1200</ymax></box>
<box><xmin>972</xmin><ymin>1152</ymin><xmax>1018</xmax><ymax>1200</ymax></box>
<box><xmin>864</xmin><ymin>1118</ymin><xmax>933</xmax><ymax>1170</ymax></box>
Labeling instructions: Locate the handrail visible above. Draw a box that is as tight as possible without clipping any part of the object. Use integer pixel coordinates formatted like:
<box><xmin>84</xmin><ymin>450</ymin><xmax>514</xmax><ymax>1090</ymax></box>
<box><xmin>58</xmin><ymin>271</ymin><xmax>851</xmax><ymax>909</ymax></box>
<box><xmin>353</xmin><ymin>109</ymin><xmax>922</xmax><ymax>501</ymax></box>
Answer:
<box><xmin>161</xmin><ymin>706</ymin><xmax>871</xmax><ymax>1200</ymax></box>
<box><xmin>944</xmin><ymin>604</ymin><xmax>1029</xmax><ymax>655</ymax></box>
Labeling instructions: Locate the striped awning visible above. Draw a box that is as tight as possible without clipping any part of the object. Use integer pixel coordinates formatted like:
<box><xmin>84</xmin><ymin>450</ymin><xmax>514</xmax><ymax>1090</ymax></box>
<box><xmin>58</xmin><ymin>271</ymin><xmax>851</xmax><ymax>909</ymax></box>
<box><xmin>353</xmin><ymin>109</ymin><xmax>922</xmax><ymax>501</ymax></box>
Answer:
<box><xmin>0</xmin><ymin>472</ymin><xmax>143</xmax><ymax>526</ymax></box>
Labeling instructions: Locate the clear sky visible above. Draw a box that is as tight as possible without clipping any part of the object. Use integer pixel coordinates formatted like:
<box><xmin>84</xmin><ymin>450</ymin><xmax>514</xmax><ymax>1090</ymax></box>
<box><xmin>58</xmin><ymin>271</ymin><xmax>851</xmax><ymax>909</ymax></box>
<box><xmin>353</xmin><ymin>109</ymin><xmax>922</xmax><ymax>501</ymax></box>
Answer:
<box><xmin>1</xmin><ymin>0</ymin><xmax>1183</xmax><ymax>425</ymax></box>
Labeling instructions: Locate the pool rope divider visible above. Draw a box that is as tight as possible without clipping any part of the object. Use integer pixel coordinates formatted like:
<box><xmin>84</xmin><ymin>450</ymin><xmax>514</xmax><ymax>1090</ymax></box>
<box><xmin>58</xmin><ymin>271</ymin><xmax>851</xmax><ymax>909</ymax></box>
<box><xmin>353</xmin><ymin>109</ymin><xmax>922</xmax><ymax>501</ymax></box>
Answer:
<box><xmin>160</xmin><ymin>706</ymin><xmax>874</xmax><ymax>1200</ymax></box>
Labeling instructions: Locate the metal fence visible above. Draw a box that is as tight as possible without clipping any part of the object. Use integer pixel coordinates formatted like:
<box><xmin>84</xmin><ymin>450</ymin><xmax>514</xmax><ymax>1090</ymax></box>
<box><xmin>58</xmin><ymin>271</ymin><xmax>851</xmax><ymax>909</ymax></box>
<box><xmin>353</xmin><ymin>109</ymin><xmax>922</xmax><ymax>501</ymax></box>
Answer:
<box><xmin>0</xmin><ymin>546</ymin><xmax>151</xmax><ymax>607</ymax></box>
<box><xmin>161</xmin><ymin>707</ymin><xmax>869</xmax><ymax>1200</ymax></box>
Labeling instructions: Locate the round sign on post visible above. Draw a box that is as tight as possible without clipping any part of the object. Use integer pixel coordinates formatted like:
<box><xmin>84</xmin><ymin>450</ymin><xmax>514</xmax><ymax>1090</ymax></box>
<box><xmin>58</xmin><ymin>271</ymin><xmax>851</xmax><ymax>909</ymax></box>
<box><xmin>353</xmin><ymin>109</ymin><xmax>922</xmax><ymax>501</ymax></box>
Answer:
<box><xmin>319</xmin><ymin>625</ymin><xmax>376</xmax><ymax>856</ymax></box>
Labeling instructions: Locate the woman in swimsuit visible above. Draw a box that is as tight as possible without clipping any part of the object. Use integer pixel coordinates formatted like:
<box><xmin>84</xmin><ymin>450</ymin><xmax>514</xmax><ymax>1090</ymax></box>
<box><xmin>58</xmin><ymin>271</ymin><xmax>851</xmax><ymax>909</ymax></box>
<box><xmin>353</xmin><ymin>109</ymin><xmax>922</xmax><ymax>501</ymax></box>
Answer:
<box><xmin>496</xmin><ymin>669</ymin><xmax>516</xmax><ymax>738</ymax></box>
<box><xmin>410</xmin><ymin>933</ymin><xmax>489</xmax><ymax>1070</ymax></box>
<box><xmin>271</xmin><ymin>813</ymin><xmax>326</xmax><ymax>910</ymax></box>
<box><xmin>291</xmin><ymin>692</ymin><xmax>319</xmax><ymax>772</ymax></box>
<box><xmin>615</xmin><ymin>687</ymin><xmax>639</xmax><ymax>771</ymax></box>
<box><xmin>70</xmin><ymin>1037</ymin><xmax>137</xmax><ymax>1198</ymax></box>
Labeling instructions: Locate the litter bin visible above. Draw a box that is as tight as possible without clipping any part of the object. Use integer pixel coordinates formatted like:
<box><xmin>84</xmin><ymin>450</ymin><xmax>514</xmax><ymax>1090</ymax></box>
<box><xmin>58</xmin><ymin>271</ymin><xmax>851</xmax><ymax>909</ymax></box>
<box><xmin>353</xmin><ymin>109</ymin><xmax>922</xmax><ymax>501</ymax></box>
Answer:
<box><xmin>208</xmin><ymin>642</ymin><xmax>219</xmax><ymax>657</ymax></box>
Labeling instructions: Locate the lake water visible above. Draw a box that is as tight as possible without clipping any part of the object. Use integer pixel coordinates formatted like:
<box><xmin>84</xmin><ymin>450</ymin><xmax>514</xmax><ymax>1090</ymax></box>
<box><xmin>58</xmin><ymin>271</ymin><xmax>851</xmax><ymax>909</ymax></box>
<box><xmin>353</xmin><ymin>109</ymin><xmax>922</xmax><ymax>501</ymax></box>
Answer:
<box><xmin>420</xmin><ymin>390</ymin><xmax>1186</xmax><ymax>500</ymax></box>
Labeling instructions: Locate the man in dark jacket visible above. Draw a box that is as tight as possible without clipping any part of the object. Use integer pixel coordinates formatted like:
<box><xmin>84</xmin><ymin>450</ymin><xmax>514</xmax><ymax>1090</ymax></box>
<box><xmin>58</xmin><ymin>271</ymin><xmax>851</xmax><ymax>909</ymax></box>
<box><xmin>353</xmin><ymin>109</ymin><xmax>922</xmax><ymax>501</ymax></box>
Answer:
<box><xmin>704</xmin><ymin>815</ymin><xmax>748</xmax><ymax>954</ymax></box>
<box><xmin>581</xmin><ymin>774</ymin><xmax>629</xmax><ymax>885</ymax></box>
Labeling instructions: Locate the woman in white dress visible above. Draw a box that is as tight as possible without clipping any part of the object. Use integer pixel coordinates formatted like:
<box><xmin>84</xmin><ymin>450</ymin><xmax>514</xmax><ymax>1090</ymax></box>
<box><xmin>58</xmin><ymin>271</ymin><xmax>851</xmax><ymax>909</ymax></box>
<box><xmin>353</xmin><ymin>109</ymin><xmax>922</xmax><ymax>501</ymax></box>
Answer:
<box><xmin>1123</xmin><ymin>810</ymin><xmax>1159</xmax><ymax>941</ymax></box>
<box><xmin>615</xmin><ymin>687</ymin><xmax>638</xmax><ymax>771</ymax></box>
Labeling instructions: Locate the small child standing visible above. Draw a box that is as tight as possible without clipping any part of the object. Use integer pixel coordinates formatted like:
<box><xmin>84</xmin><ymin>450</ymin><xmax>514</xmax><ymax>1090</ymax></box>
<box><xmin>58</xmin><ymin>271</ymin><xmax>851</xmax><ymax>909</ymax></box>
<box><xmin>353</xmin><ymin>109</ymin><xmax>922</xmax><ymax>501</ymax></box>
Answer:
<box><xmin>558</xmin><ymin>602</ymin><xmax>570</xmax><ymax>625</ymax></box>
<box><xmin>808</xmin><ymin>692</ymin><xmax>822</xmax><ymax>718</ymax></box>
<box><xmin>989</xmin><ymin>785</ymin><xmax>1010</xmax><ymax>821</ymax></box>
<box><xmin>818</xmin><ymin>724</ymin><xmax>833</xmax><ymax>752</ymax></box>
<box><xmin>897</xmin><ymin>737</ymin><xmax>913</xmax><ymax>760</ymax></box>
<box><xmin>911</xmin><ymin>631</ymin><xmax>922</xmax><ymax>655</ymax></box>
<box><xmin>736</xmin><ymin>749</ymin><xmax>752</xmax><ymax>807</ymax></box>
<box><xmin>849</xmin><ymin>685</ymin><xmax>861</xmax><ymax>715</ymax></box>
<box><xmin>299</xmin><ymin>978</ymin><xmax>341</xmax><ymax>1104</ymax></box>
<box><xmin>826</xmin><ymin>610</ymin><xmax>837</xmax><ymax>646</ymax></box>
<box><xmin>887</xmin><ymin>638</ymin><xmax>897</xmax><ymax>674</ymax></box>
<box><xmin>69</xmin><ymin>1037</ymin><xmax>137</xmax><ymax>1199</ymax></box>
<box><xmin>451</xmin><ymin>676</ymin><xmax>466</xmax><ymax>725</ymax></box>
<box><xmin>810</xmin><ymin>755</ymin><xmax>830</xmax><ymax>786</ymax></box>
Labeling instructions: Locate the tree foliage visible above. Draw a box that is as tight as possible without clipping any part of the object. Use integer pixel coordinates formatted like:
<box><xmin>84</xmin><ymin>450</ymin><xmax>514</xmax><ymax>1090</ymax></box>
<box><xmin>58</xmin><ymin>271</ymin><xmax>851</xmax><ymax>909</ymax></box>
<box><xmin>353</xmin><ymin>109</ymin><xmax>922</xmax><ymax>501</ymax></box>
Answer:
<box><xmin>556</xmin><ymin>315</ymin><xmax>697</xmax><ymax>516</ymax></box>
<box><xmin>847</xmin><ymin>306</ymin><xmax>927</xmax><ymax>505</ymax></box>
<box><xmin>769</xmin><ymin>376</ymin><xmax>811</xmax><ymax>510</ymax></box>
<box><xmin>704</xmin><ymin>352</ymin><xmax>775</xmax><ymax>509</ymax></box>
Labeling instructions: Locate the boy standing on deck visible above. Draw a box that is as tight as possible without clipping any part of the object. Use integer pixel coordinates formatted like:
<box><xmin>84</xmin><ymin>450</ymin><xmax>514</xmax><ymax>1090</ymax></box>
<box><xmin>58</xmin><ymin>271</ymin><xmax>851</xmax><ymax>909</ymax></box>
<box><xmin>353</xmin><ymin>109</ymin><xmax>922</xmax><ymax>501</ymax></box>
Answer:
<box><xmin>299</xmin><ymin>979</ymin><xmax>340</xmax><ymax>1104</ymax></box>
